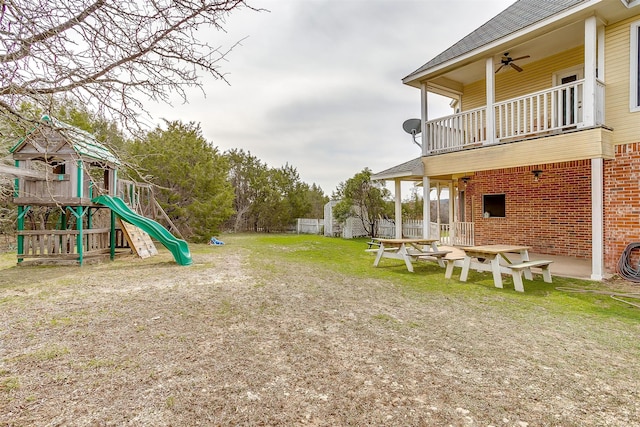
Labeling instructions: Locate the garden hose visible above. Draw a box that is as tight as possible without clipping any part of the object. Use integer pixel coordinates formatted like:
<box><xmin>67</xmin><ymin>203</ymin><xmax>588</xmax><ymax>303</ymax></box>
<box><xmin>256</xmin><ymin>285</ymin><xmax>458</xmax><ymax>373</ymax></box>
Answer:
<box><xmin>556</xmin><ymin>287</ymin><xmax>640</xmax><ymax>309</ymax></box>
<box><xmin>616</xmin><ymin>242</ymin><xmax>640</xmax><ymax>283</ymax></box>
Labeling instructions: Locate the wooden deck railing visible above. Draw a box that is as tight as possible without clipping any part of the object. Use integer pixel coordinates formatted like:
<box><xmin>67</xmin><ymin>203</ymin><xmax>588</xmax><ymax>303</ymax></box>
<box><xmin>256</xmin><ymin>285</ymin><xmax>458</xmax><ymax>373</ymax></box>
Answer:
<box><xmin>16</xmin><ymin>228</ymin><xmax>124</xmax><ymax>260</ymax></box>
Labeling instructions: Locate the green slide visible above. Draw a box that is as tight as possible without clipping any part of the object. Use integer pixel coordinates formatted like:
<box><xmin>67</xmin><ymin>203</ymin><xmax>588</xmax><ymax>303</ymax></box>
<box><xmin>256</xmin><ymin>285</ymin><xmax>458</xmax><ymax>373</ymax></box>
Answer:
<box><xmin>92</xmin><ymin>195</ymin><xmax>192</xmax><ymax>266</ymax></box>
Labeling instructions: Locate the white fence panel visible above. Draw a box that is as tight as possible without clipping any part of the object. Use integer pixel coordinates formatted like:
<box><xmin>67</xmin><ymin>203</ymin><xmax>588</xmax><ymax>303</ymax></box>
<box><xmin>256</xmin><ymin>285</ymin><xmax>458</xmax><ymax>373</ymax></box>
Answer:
<box><xmin>335</xmin><ymin>216</ymin><xmax>475</xmax><ymax>245</ymax></box>
<box><xmin>343</xmin><ymin>217</ymin><xmax>368</xmax><ymax>239</ymax></box>
<box><xmin>296</xmin><ymin>218</ymin><xmax>323</xmax><ymax>235</ymax></box>
<box><xmin>377</xmin><ymin>219</ymin><xmax>395</xmax><ymax>238</ymax></box>
<box><xmin>323</xmin><ymin>201</ymin><xmax>340</xmax><ymax>236</ymax></box>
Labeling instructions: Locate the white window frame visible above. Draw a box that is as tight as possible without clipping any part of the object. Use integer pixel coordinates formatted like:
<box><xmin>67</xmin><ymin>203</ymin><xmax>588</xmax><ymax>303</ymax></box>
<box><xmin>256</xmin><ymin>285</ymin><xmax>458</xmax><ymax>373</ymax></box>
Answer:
<box><xmin>631</xmin><ymin>20</ymin><xmax>640</xmax><ymax>112</ymax></box>
<box><xmin>621</xmin><ymin>0</ymin><xmax>640</xmax><ymax>8</ymax></box>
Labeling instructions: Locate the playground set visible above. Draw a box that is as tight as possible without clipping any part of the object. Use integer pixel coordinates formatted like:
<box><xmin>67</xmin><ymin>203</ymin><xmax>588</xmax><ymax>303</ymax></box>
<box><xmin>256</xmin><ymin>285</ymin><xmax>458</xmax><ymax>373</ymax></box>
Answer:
<box><xmin>1</xmin><ymin>115</ymin><xmax>191</xmax><ymax>266</ymax></box>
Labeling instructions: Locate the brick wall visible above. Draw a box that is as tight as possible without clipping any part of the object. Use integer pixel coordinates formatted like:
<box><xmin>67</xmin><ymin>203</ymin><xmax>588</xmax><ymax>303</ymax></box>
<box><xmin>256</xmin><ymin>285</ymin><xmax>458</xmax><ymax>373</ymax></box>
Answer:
<box><xmin>604</xmin><ymin>142</ymin><xmax>640</xmax><ymax>271</ymax></box>
<box><xmin>462</xmin><ymin>161</ymin><xmax>592</xmax><ymax>259</ymax></box>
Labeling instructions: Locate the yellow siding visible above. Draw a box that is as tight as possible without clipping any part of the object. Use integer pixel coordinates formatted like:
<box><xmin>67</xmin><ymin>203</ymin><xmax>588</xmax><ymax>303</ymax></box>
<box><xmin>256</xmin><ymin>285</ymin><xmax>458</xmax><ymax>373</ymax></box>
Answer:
<box><xmin>461</xmin><ymin>47</ymin><xmax>584</xmax><ymax>111</ymax></box>
<box><xmin>605</xmin><ymin>15</ymin><xmax>640</xmax><ymax>145</ymax></box>
<box><xmin>461</xmin><ymin>80</ymin><xmax>485</xmax><ymax>111</ymax></box>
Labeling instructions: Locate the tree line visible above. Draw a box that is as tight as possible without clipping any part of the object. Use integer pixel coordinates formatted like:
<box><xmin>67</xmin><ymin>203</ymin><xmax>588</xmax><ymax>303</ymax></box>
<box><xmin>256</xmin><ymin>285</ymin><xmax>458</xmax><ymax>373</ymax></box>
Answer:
<box><xmin>0</xmin><ymin>104</ymin><xmax>328</xmax><ymax>242</ymax></box>
<box><xmin>0</xmin><ymin>0</ymin><xmax>416</xmax><ymax>242</ymax></box>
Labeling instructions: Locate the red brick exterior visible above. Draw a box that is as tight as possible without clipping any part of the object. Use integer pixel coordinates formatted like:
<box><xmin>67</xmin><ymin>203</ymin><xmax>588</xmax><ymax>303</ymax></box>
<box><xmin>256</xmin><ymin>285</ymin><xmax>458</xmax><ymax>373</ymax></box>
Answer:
<box><xmin>455</xmin><ymin>143</ymin><xmax>640</xmax><ymax>273</ymax></box>
<box><xmin>604</xmin><ymin>143</ymin><xmax>640</xmax><ymax>271</ymax></box>
<box><xmin>462</xmin><ymin>161</ymin><xmax>592</xmax><ymax>259</ymax></box>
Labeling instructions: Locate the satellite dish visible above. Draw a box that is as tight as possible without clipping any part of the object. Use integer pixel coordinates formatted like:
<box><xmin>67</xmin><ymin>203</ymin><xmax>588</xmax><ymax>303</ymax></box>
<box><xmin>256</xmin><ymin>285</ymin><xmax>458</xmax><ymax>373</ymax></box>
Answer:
<box><xmin>402</xmin><ymin>118</ymin><xmax>422</xmax><ymax>135</ymax></box>
<box><xmin>402</xmin><ymin>118</ymin><xmax>422</xmax><ymax>149</ymax></box>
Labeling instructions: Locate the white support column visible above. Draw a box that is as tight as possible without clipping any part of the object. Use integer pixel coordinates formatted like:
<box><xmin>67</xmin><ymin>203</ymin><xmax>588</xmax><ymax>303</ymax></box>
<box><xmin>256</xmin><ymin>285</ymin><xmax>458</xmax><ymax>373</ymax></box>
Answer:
<box><xmin>591</xmin><ymin>158</ymin><xmax>604</xmax><ymax>280</ymax></box>
<box><xmin>485</xmin><ymin>57</ymin><xmax>496</xmax><ymax>144</ymax></box>
<box><xmin>436</xmin><ymin>183</ymin><xmax>441</xmax><ymax>226</ymax></box>
<box><xmin>583</xmin><ymin>15</ymin><xmax>597</xmax><ymax>127</ymax></box>
<box><xmin>597</xmin><ymin>21</ymin><xmax>605</xmax><ymax>80</ymax></box>
<box><xmin>423</xmin><ymin>176</ymin><xmax>431</xmax><ymax>239</ymax></box>
<box><xmin>395</xmin><ymin>179</ymin><xmax>402</xmax><ymax>239</ymax></box>
<box><xmin>421</xmin><ymin>82</ymin><xmax>429</xmax><ymax>156</ymax></box>
<box><xmin>435</xmin><ymin>183</ymin><xmax>442</xmax><ymax>242</ymax></box>
<box><xmin>448</xmin><ymin>181</ymin><xmax>455</xmax><ymax>244</ymax></box>
<box><xmin>597</xmin><ymin>20</ymin><xmax>605</xmax><ymax>123</ymax></box>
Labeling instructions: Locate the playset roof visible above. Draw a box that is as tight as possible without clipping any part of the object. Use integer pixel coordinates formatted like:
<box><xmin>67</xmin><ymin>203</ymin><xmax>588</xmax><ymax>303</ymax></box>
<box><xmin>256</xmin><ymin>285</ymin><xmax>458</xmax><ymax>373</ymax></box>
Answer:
<box><xmin>10</xmin><ymin>115</ymin><xmax>121</xmax><ymax>166</ymax></box>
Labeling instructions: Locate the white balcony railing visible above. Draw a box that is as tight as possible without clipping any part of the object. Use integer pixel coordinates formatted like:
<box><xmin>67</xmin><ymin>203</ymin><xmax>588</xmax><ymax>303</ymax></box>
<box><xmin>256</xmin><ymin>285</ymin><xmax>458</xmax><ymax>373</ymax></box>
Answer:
<box><xmin>425</xmin><ymin>79</ymin><xmax>605</xmax><ymax>154</ymax></box>
<box><xmin>376</xmin><ymin>220</ymin><xmax>474</xmax><ymax>246</ymax></box>
<box><xmin>426</xmin><ymin>107</ymin><xmax>487</xmax><ymax>153</ymax></box>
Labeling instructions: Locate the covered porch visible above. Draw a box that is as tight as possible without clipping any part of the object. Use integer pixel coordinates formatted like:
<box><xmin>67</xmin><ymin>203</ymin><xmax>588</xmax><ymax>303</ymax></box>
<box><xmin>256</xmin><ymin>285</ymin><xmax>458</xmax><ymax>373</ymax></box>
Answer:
<box><xmin>372</xmin><ymin>158</ymin><xmax>604</xmax><ymax>281</ymax></box>
<box><xmin>408</xmin><ymin>15</ymin><xmax>607</xmax><ymax>159</ymax></box>
<box><xmin>371</xmin><ymin>158</ymin><xmax>472</xmax><ymax>246</ymax></box>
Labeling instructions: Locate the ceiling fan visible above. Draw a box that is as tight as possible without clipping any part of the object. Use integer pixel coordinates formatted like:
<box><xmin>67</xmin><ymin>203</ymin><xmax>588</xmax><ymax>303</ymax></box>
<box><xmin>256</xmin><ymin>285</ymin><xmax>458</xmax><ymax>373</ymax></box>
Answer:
<box><xmin>495</xmin><ymin>52</ymin><xmax>530</xmax><ymax>73</ymax></box>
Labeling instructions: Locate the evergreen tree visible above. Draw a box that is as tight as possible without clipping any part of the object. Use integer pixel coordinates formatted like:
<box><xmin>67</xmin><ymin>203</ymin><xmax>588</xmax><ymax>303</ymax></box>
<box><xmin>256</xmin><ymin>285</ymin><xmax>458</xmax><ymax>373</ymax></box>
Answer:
<box><xmin>128</xmin><ymin>120</ymin><xmax>234</xmax><ymax>241</ymax></box>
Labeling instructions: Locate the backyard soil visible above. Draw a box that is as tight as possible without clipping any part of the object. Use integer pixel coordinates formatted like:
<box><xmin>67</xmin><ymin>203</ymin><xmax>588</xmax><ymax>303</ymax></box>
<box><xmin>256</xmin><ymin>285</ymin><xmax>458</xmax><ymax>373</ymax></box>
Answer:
<box><xmin>0</xmin><ymin>239</ymin><xmax>639</xmax><ymax>426</ymax></box>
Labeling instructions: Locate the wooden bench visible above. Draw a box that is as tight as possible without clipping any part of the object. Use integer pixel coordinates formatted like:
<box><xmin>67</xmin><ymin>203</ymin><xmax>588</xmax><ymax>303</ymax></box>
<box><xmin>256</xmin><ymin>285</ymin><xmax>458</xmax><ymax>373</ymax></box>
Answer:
<box><xmin>508</xmin><ymin>260</ymin><xmax>553</xmax><ymax>292</ymax></box>
<box><xmin>411</xmin><ymin>250</ymin><xmax>452</xmax><ymax>268</ymax></box>
<box><xmin>365</xmin><ymin>247</ymin><xmax>397</xmax><ymax>253</ymax></box>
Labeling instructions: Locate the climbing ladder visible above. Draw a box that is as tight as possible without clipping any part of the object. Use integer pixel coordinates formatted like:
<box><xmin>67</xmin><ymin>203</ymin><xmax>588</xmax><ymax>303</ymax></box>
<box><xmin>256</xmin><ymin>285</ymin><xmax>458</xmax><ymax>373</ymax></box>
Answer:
<box><xmin>118</xmin><ymin>218</ymin><xmax>158</xmax><ymax>259</ymax></box>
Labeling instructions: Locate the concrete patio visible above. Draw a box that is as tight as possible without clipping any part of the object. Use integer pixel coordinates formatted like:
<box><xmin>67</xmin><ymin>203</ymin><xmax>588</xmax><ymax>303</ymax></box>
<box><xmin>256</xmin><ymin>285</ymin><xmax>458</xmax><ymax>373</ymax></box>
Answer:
<box><xmin>440</xmin><ymin>246</ymin><xmax>595</xmax><ymax>281</ymax></box>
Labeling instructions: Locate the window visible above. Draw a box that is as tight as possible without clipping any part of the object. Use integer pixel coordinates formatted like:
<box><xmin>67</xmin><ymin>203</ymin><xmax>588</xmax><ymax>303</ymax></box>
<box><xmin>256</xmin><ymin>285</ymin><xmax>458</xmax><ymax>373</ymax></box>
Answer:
<box><xmin>631</xmin><ymin>21</ymin><xmax>640</xmax><ymax>112</ymax></box>
<box><xmin>482</xmin><ymin>194</ymin><xmax>505</xmax><ymax>218</ymax></box>
<box><xmin>52</xmin><ymin>163</ymin><xmax>65</xmax><ymax>174</ymax></box>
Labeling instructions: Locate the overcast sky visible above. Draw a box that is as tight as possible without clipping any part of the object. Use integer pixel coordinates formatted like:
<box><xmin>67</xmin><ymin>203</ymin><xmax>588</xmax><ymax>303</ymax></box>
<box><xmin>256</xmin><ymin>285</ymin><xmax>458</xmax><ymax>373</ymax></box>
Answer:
<box><xmin>146</xmin><ymin>0</ymin><xmax>515</xmax><ymax>197</ymax></box>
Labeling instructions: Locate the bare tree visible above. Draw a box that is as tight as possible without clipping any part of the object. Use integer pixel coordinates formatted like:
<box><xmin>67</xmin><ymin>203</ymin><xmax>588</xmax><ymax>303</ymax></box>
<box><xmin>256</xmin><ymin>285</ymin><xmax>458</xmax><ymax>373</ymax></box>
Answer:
<box><xmin>0</xmin><ymin>0</ymin><xmax>256</xmax><ymax>133</ymax></box>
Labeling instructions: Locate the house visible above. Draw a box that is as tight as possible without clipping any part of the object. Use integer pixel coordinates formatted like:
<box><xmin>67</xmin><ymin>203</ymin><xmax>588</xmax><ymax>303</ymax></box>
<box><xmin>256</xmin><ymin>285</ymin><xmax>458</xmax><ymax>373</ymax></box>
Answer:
<box><xmin>372</xmin><ymin>0</ymin><xmax>640</xmax><ymax>280</ymax></box>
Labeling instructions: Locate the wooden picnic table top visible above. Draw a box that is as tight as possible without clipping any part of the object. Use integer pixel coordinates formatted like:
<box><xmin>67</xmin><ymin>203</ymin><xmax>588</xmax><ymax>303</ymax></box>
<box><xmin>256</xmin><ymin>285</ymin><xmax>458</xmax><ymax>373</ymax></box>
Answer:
<box><xmin>374</xmin><ymin>238</ymin><xmax>439</xmax><ymax>244</ymax></box>
<box><xmin>462</xmin><ymin>244</ymin><xmax>531</xmax><ymax>255</ymax></box>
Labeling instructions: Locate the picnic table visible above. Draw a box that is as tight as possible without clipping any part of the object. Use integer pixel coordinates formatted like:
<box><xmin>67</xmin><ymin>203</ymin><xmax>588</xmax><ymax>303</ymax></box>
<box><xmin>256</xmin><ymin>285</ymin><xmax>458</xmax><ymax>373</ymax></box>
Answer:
<box><xmin>371</xmin><ymin>238</ymin><xmax>450</xmax><ymax>272</ymax></box>
<box><xmin>447</xmin><ymin>244</ymin><xmax>553</xmax><ymax>292</ymax></box>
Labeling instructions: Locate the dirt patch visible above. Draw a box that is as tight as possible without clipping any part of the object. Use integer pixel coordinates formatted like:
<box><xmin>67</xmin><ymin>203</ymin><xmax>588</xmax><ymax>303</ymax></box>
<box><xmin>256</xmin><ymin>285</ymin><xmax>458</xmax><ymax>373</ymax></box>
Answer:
<box><xmin>0</xmin><ymin>242</ymin><xmax>639</xmax><ymax>426</ymax></box>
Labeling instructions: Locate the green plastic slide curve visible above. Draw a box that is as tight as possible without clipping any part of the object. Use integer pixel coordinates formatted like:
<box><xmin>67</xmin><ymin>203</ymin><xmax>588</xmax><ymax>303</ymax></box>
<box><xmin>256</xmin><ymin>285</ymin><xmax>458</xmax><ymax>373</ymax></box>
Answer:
<box><xmin>92</xmin><ymin>195</ymin><xmax>192</xmax><ymax>266</ymax></box>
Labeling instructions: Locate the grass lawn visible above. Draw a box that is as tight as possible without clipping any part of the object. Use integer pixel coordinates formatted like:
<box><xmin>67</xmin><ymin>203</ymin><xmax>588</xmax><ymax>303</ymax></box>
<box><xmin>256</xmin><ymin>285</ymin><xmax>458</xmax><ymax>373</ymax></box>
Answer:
<box><xmin>0</xmin><ymin>233</ymin><xmax>639</xmax><ymax>426</ymax></box>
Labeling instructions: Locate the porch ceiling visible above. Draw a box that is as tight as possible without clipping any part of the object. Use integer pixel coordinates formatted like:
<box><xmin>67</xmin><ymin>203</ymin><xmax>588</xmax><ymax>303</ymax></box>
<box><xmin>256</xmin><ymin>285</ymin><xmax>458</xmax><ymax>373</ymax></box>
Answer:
<box><xmin>446</xmin><ymin>22</ymin><xmax>584</xmax><ymax>86</ymax></box>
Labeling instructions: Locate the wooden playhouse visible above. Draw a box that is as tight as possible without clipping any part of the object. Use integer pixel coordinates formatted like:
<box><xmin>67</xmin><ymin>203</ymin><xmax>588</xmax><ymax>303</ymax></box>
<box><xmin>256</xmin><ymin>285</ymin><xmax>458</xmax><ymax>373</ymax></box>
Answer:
<box><xmin>6</xmin><ymin>116</ymin><xmax>189</xmax><ymax>265</ymax></box>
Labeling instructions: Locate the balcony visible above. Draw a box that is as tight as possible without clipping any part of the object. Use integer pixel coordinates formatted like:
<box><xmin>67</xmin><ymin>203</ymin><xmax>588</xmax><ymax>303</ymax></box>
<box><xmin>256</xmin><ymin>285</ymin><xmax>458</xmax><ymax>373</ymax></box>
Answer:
<box><xmin>424</xmin><ymin>79</ymin><xmax>606</xmax><ymax>155</ymax></box>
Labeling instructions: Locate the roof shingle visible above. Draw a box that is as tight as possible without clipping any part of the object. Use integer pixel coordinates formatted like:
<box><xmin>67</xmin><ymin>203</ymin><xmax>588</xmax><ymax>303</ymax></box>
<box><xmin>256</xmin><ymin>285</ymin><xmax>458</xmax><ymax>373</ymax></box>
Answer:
<box><xmin>404</xmin><ymin>0</ymin><xmax>587</xmax><ymax>80</ymax></box>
